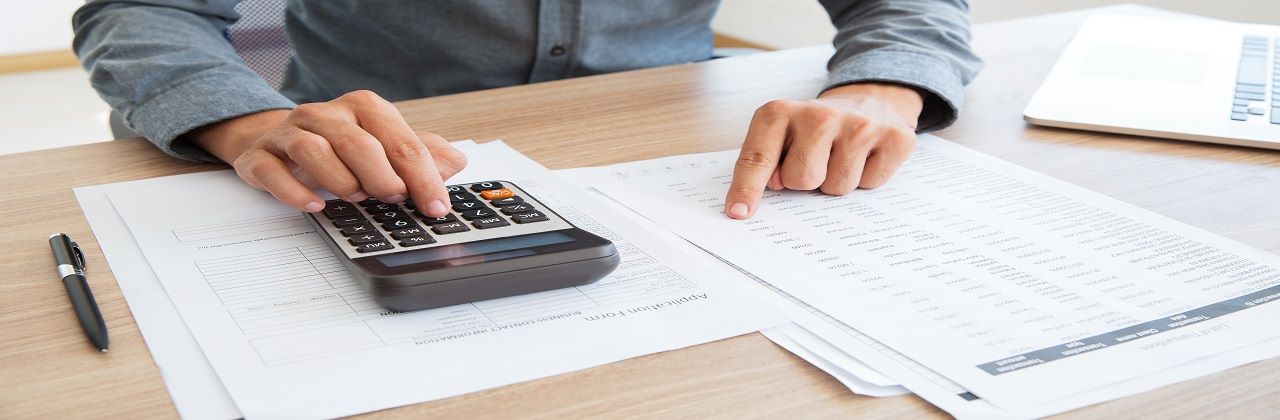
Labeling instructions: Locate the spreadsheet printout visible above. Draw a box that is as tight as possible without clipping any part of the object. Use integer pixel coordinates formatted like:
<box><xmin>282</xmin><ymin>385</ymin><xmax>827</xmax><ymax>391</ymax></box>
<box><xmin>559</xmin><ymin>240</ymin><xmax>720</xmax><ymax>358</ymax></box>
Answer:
<box><xmin>594</xmin><ymin>135</ymin><xmax>1280</xmax><ymax>411</ymax></box>
<box><xmin>104</xmin><ymin>141</ymin><xmax>785</xmax><ymax>418</ymax></box>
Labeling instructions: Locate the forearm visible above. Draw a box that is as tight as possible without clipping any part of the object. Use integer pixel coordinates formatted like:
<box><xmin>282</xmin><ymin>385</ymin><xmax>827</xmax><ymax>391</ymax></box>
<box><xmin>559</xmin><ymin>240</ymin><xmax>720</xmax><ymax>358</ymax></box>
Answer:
<box><xmin>188</xmin><ymin>110</ymin><xmax>291</xmax><ymax>164</ymax></box>
<box><xmin>818</xmin><ymin>0</ymin><xmax>983</xmax><ymax>131</ymax></box>
<box><xmin>73</xmin><ymin>0</ymin><xmax>294</xmax><ymax>162</ymax></box>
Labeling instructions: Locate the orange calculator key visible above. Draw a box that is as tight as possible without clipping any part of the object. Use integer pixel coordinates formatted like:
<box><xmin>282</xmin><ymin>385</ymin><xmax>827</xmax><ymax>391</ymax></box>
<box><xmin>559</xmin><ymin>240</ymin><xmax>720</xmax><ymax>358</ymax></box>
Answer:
<box><xmin>480</xmin><ymin>188</ymin><xmax>515</xmax><ymax>200</ymax></box>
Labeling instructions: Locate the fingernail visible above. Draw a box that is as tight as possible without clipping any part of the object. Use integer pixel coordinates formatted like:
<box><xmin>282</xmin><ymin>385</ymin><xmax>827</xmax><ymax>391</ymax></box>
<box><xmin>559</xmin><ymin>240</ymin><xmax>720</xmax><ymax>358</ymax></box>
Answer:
<box><xmin>728</xmin><ymin>202</ymin><xmax>750</xmax><ymax>218</ymax></box>
<box><xmin>383</xmin><ymin>194</ymin><xmax>406</xmax><ymax>203</ymax></box>
<box><xmin>427</xmin><ymin>199</ymin><xmax>448</xmax><ymax>216</ymax></box>
<box><xmin>303</xmin><ymin>201</ymin><xmax>325</xmax><ymax>212</ymax></box>
<box><xmin>346</xmin><ymin>191</ymin><xmax>369</xmax><ymax>202</ymax></box>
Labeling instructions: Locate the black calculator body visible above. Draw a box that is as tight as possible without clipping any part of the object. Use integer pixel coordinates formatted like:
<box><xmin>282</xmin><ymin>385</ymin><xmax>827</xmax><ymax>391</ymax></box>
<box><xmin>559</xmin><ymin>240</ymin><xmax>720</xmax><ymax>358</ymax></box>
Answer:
<box><xmin>306</xmin><ymin>181</ymin><xmax>620</xmax><ymax>311</ymax></box>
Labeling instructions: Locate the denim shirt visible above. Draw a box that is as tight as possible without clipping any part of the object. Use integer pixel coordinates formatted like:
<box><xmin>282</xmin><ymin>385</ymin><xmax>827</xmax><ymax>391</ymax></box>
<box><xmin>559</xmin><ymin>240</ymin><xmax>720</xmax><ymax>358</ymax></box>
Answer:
<box><xmin>72</xmin><ymin>0</ymin><xmax>982</xmax><ymax>162</ymax></box>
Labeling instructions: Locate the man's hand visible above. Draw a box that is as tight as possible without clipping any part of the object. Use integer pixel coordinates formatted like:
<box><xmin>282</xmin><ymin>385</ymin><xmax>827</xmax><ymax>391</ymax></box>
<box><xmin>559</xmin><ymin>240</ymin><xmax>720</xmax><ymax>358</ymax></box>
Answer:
<box><xmin>188</xmin><ymin>90</ymin><xmax>467</xmax><ymax>217</ymax></box>
<box><xmin>724</xmin><ymin>83</ymin><xmax>924</xmax><ymax>219</ymax></box>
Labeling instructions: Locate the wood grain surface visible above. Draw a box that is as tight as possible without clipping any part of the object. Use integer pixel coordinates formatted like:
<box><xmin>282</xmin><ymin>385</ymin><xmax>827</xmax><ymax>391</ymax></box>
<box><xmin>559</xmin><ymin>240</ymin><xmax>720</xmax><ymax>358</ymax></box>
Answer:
<box><xmin>2</xmin><ymin>5</ymin><xmax>1278</xmax><ymax>419</ymax></box>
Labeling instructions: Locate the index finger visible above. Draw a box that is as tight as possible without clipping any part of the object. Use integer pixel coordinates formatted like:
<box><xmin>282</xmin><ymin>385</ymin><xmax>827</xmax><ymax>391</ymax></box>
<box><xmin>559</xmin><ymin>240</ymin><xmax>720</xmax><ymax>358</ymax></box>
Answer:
<box><xmin>348</xmin><ymin>97</ymin><xmax>451</xmax><ymax>218</ymax></box>
<box><xmin>724</xmin><ymin>104</ymin><xmax>790</xmax><ymax>219</ymax></box>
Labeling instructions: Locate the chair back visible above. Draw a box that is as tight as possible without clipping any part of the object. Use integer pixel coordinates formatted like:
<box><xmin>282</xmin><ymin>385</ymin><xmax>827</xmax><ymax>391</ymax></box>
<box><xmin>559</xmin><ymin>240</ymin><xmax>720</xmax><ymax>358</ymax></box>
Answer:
<box><xmin>226</xmin><ymin>0</ymin><xmax>293</xmax><ymax>90</ymax></box>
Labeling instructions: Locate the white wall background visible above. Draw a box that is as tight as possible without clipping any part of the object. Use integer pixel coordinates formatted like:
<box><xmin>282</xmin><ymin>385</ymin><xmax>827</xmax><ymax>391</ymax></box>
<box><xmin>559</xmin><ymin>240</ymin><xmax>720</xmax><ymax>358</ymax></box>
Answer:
<box><xmin>712</xmin><ymin>0</ymin><xmax>1280</xmax><ymax>49</ymax></box>
<box><xmin>0</xmin><ymin>0</ymin><xmax>81</xmax><ymax>55</ymax></box>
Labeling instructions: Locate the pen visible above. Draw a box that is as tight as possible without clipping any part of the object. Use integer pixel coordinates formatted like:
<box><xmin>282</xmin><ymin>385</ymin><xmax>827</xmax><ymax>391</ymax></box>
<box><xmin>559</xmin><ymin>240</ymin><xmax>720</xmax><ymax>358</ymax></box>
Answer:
<box><xmin>49</xmin><ymin>233</ymin><xmax>109</xmax><ymax>352</ymax></box>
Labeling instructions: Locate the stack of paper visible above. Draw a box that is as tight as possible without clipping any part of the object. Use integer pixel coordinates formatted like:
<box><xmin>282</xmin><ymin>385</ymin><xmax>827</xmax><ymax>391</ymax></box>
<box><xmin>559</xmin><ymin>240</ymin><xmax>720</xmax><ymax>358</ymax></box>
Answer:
<box><xmin>78</xmin><ymin>136</ymin><xmax>1280</xmax><ymax>418</ymax></box>
<box><xmin>76</xmin><ymin>140</ymin><xmax>786</xmax><ymax>419</ymax></box>
<box><xmin>583</xmin><ymin>135</ymin><xmax>1280</xmax><ymax>418</ymax></box>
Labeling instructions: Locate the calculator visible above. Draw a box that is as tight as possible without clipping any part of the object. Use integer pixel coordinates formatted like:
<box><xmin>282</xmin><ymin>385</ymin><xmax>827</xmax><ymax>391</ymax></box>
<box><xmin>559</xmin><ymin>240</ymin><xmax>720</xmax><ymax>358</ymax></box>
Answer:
<box><xmin>306</xmin><ymin>181</ymin><xmax>620</xmax><ymax>311</ymax></box>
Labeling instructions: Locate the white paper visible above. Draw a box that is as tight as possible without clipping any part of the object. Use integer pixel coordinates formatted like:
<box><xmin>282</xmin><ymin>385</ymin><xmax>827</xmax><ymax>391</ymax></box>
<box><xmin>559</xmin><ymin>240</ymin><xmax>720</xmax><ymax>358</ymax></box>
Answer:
<box><xmin>561</xmin><ymin>165</ymin><xmax>911</xmax><ymax>395</ymax></box>
<box><xmin>100</xmin><ymin>140</ymin><xmax>785</xmax><ymax>418</ymax></box>
<box><xmin>559</xmin><ymin>164</ymin><xmax>901</xmax><ymax>390</ymax></box>
<box><xmin>75</xmin><ymin>187</ymin><xmax>242</xmax><ymax>419</ymax></box>
<box><xmin>594</xmin><ymin>135</ymin><xmax>1280</xmax><ymax>416</ymax></box>
<box><xmin>760</xmin><ymin>324</ymin><xmax>909</xmax><ymax>397</ymax></box>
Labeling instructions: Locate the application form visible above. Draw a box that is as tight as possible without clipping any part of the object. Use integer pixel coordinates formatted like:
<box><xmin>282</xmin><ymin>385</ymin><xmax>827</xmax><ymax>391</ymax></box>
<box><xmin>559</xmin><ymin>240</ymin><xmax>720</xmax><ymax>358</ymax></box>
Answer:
<box><xmin>594</xmin><ymin>135</ymin><xmax>1280</xmax><ymax>412</ymax></box>
<box><xmin>100</xmin><ymin>141</ymin><xmax>784</xmax><ymax>418</ymax></box>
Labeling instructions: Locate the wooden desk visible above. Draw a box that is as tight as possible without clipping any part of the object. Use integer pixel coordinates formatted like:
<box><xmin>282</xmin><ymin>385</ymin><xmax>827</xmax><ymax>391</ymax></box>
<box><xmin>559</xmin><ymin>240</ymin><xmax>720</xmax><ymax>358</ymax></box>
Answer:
<box><xmin>4</xmin><ymin>4</ymin><xmax>1279</xmax><ymax>418</ymax></box>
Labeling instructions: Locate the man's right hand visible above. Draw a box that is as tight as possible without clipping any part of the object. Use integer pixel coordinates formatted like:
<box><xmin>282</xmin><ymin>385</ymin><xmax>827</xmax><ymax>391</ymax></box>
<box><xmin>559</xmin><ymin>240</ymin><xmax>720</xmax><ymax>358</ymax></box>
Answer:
<box><xmin>188</xmin><ymin>90</ymin><xmax>467</xmax><ymax>217</ymax></box>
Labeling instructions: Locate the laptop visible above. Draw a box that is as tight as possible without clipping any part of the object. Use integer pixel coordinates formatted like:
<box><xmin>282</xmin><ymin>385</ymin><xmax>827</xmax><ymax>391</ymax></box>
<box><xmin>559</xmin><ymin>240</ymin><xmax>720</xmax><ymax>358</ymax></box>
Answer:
<box><xmin>1024</xmin><ymin>14</ymin><xmax>1280</xmax><ymax>149</ymax></box>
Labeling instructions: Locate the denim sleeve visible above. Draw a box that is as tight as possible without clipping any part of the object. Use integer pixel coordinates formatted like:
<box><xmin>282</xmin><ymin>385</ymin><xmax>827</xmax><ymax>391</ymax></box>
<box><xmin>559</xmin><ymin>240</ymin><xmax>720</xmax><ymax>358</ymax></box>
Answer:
<box><xmin>819</xmin><ymin>0</ymin><xmax>984</xmax><ymax>132</ymax></box>
<box><xmin>72</xmin><ymin>0</ymin><xmax>295</xmax><ymax>162</ymax></box>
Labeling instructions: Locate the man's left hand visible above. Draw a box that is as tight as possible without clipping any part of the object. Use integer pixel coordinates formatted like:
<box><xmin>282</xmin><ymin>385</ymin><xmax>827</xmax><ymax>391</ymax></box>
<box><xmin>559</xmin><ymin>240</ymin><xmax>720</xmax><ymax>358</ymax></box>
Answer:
<box><xmin>724</xmin><ymin>82</ymin><xmax>924</xmax><ymax>219</ymax></box>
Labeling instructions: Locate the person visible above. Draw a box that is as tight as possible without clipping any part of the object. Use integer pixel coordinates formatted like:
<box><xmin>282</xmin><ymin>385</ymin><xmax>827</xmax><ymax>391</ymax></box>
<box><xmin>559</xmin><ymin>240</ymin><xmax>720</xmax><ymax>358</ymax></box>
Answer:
<box><xmin>72</xmin><ymin>0</ymin><xmax>981</xmax><ymax>220</ymax></box>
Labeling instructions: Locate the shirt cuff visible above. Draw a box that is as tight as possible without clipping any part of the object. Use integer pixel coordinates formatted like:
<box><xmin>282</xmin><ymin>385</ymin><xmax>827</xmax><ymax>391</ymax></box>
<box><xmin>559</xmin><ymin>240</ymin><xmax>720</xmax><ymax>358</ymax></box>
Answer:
<box><xmin>823</xmin><ymin>49</ymin><xmax>968</xmax><ymax>132</ymax></box>
<box><xmin>124</xmin><ymin>70</ymin><xmax>296</xmax><ymax>163</ymax></box>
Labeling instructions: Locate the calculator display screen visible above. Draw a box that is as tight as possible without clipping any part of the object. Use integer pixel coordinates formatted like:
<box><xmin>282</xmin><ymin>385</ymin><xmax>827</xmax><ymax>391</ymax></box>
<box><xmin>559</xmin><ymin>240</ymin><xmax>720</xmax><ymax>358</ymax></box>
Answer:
<box><xmin>377</xmin><ymin>231</ymin><xmax>575</xmax><ymax>267</ymax></box>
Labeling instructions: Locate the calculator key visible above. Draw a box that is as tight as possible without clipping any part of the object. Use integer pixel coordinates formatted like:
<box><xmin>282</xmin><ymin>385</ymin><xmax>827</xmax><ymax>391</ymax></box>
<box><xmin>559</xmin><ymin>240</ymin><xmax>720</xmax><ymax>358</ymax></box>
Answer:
<box><xmin>480</xmin><ymin>188</ymin><xmax>515</xmax><ymax>200</ymax></box>
<box><xmin>490</xmin><ymin>196</ymin><xmax>524</xmax><ymax>206</ymax></box>
<box><xmin>471</xmin><ymin>217</ymin><xmax>511</xmax><ymax>229</ymax></box>
<box><xmin>372</xmin><ymin>210</ymin><xmax>409</xmax><ymax>222</ymax></box>
<box><xmin>510</xmin><ymin>211</ymin><xmax>550</xmax><ymax>224</ymax></box>
<box><xmin>1236</xmin><ymin>92</ymin><xmax>1265</xmax><ymax>101</ymax></box>
<box><xmin>357</xmin><ymin>198</ymin><xmax>383</xmax><ymax>207</ymax></box>
<box><xmin>340</xmin><ymin>222</ymin><xmax>377</xmax><ymax>236</ymax></box>
<box><xmin>452</xmin><ymin>200</ymin><xmax>484</xmax><ymax>211</ymax></box>
<box><xmin>390</xmin><ymin>226</ymin><xmax>428</xmax><ymax>239</ymax></box>
<box><xmin>470</xmin><ymin>181</ymin><xmax>504</xmax><ymax>192</ymax></box>
<box><xmin>348</xmin><ymin>232</ymin><xmax>386</xmax><ymax>244</ymax></box>
<box><xmin>416</xmin><ymin>213</ymin><xmax>460</xmax><ymax>225</ymax></box>
<box><xmin>431</xmin><ymin>221</ymin><xmax>471</xmax><ymax>234</ymax></box>
<box><xmin>449</xmin><ymin>192</ymin><xmax>477</xmax><ymax>202</ymax></box>
<box><xmin>323</xmin><ymin>201</ymin><xmax>360</xmax><ymax>218</ymax></box>
<box><xmin>331</xmin><ymin>215</ymin><xmax>368</xmax><ymax>226</ymax></box>
<box><xmin>1238</xmin><ymin>55</ymin><xmax>1266</xmax><ymax>86</ymax></box>
<box><xmin>366</xmin><ymin>202</ymin><xmax>399</xmax><ymax>213</ymax></box>
<box><xmin>355</xmin><ymin>240</ymin><xmax>394</xmax><ymax>253</ymax></box>
<box><xmin>397</xmin><ymin>234</ymin><xmax>436</xmax><ymax>247</ymax></box>
<box><xmin>499</xmin><ymin>203</ymin><xmax>536</xmax><ymax>215</ymax></box>
<box><xmin>446</xmin><ymin>185</ymin><xmax>467</xmax><ymax>193</ymax></box>
<box><xmin>380</xmin><ymin>218</ymin><xmax>416</xmax><ymax>230</ymax></box>
<box><xmin>1237</xmin><ymin>84</ymin><xmax>1266</xmax><ymax>94</ymax></box>
<box><xmin>460</xmin><ymin>208</ymin><xmax>497</xmax><ymax>220</ymax></box>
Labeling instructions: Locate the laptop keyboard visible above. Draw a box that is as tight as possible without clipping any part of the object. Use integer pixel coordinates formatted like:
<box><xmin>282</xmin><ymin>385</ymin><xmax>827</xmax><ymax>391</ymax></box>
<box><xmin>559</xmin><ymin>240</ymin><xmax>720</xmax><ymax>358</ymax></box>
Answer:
<box><xmin>1232</xmin><ymin>36</ymin><xmax>1280</xmax><ymax>124</ymax></box>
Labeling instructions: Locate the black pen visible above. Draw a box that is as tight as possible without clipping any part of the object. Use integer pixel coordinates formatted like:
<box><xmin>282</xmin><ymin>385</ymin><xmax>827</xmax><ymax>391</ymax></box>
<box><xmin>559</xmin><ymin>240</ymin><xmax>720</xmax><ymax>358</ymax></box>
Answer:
<box><xmin>49</xmin><ymin>233</ymin><xmax>109</xmax><ymax>352</ymax></box>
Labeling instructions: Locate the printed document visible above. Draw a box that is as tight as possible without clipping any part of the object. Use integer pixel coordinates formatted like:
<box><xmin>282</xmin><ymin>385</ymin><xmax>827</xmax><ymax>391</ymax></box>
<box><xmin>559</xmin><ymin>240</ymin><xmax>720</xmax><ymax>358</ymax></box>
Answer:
<box><xmin>594</xmin><ymin>135</ymin><xmax>1280</xmax><ymax>414</ymax></box>
<box><xmin>560</xmin><ymin>165</ymin><xmax>909</xmax><ymax>395</ymax></box>
<box><xmin>99</xmin><ymin>140</ymin><xmax>784</xmax><ymax>418</ymax></box>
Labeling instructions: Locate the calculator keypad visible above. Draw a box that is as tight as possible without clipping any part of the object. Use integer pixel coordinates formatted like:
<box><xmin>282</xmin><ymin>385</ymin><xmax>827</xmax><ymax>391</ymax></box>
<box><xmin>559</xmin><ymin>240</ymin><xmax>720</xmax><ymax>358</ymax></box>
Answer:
<box><xmin>313</xmin><ymin>181</ymin><xmax>567</xmax><ymax>256</ymax></box>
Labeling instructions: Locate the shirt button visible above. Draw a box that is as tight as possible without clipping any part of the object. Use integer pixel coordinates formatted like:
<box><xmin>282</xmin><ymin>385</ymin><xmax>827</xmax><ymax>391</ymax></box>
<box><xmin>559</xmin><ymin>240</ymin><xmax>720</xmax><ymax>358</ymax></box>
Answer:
<box><xmin>549</xmin><ymin>45</ymin><xmax>566</xmax><ymax>57</ymax></box>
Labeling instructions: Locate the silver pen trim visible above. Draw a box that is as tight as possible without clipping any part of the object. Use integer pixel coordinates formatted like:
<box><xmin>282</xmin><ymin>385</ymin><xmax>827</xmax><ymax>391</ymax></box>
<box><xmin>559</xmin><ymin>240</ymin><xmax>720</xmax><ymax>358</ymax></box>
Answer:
<box><xmin>57</xmin><ymin>264</ymin><xmax>77</xmax><ymax>278</ymax></box>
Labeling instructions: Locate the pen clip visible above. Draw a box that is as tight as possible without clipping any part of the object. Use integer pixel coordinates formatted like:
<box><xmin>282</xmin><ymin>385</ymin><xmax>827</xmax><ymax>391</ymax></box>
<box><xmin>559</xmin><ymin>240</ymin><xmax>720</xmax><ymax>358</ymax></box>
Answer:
<box><xmin>70</xmin><ymin>241</ymin><xmax>87</xmax><ymax>270</ymax></box>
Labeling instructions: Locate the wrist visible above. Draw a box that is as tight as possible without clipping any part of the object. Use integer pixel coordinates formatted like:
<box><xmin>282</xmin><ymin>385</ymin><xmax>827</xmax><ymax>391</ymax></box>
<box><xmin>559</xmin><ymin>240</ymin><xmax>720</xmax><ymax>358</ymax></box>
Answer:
<box><xmin>818</xmin><ymin>82</ymin><xmax>924</xmax><ymax>129</ymax></box>
<box><xmin>186</xmin><ymin>109</ymin><xmax>291</xmax><ymax>163</ymax></box>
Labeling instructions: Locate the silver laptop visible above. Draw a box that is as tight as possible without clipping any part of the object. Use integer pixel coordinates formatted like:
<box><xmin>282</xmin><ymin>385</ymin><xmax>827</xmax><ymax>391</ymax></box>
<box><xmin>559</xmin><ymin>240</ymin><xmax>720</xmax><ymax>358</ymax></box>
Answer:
<box><xmin>1024</xmin><ymin>14</ymin><xmax>1280</xmax><ymax>149</ymax></box>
